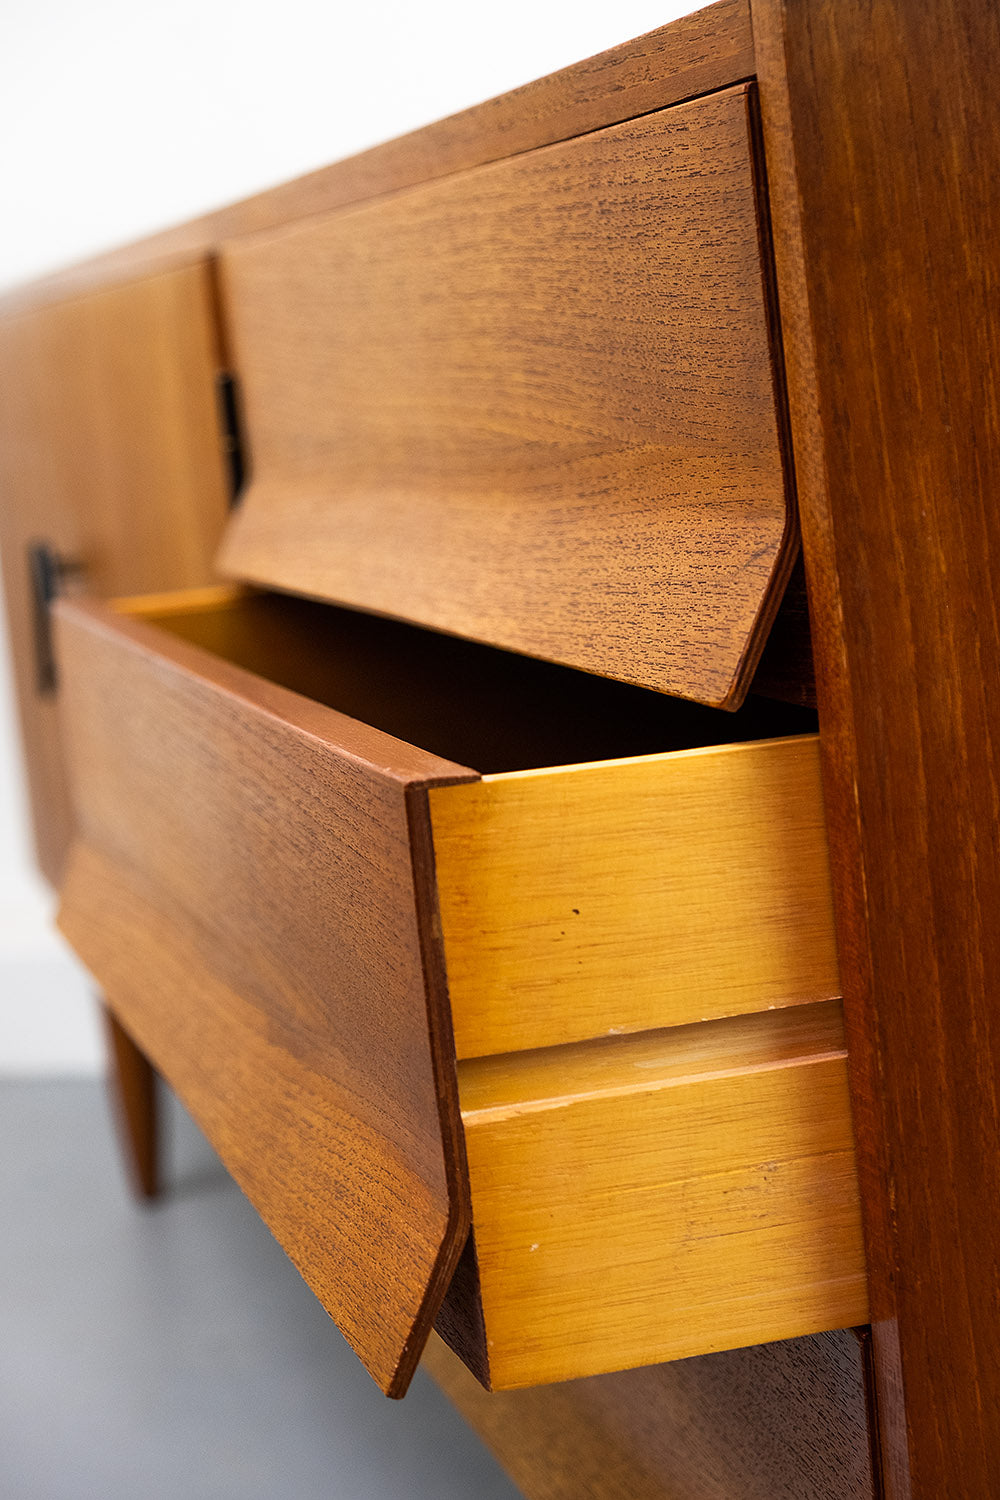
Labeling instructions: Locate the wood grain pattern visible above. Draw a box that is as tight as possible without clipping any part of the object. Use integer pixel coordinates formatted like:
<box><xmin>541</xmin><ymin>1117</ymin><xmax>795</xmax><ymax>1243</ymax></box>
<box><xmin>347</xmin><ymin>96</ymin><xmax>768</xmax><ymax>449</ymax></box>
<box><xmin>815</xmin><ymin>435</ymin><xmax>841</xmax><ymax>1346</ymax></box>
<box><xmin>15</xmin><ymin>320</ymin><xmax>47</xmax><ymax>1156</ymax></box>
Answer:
<box><xmin>0</xmin><ymin>2</ymin><xmax>753</xmax><ymax>315</ymax></box>
<box><xmin>104</xmin><ymin>1006</ymin><xmax>159</xmax><ymax>1200</ymax></box>
<box><xmin>431</xmin><ymin>735</ymin><xmax>837</xmax><ymax>1058</ymax></box>
<box><xmin>752</xmin><ymin>0</ymin><xmax>1000</xmax><ymax>1491</ymax></box>
<box><xmin>219</xmin><ymin>85</ymin><xmax>792</xmax><ymax>708</ymax></box>
<box><xmin>423</xmin><ymin>1328</ymin><xmax>875</xmax><ymax>1499</ymax></box>
<box><xmin>452</xmin><ymin>1000</ymin><xmax>867</xmax><ymax>1388</ymax></box>
<box><xmin>0</xmin><ymin>261</ymin><xmax>230</xmax><ymax>880</ymax></box>
<box><xmin>53</xmin><ymin>597</ymin><xmax>475</xmax><ymax>1395</ymax></box>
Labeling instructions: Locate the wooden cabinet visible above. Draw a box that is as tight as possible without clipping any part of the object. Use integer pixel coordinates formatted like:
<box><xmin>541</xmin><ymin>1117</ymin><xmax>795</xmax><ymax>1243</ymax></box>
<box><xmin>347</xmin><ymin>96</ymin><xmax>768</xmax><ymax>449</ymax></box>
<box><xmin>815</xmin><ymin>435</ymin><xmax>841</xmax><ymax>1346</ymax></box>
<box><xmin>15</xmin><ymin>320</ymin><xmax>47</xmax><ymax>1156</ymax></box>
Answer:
<box><xmin>3</xmin><ymin>0</ymin><xmax>998</xmax><ymax>1493</ymax></box>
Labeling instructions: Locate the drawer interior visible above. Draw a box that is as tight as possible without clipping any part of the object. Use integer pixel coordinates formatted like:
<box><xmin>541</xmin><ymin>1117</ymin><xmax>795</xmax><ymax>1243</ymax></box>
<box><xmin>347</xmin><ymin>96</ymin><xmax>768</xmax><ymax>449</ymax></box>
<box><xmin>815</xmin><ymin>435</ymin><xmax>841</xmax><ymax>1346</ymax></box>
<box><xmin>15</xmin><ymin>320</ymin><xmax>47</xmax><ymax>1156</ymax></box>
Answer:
<box><xmin>124</xmin><ymin>586</ymin><xmax>818</xmax><ymax>774</ymax></box>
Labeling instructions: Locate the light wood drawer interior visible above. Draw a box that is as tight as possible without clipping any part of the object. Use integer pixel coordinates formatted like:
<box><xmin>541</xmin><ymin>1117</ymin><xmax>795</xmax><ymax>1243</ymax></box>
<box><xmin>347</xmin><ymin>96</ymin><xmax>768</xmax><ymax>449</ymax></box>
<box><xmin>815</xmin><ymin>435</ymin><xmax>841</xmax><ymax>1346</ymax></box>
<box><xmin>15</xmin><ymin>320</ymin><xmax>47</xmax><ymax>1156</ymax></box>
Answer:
<box><xmin>54</xmin><ymin>586</ymin><xmax>865</xmax><ymax>1392</ymax></box>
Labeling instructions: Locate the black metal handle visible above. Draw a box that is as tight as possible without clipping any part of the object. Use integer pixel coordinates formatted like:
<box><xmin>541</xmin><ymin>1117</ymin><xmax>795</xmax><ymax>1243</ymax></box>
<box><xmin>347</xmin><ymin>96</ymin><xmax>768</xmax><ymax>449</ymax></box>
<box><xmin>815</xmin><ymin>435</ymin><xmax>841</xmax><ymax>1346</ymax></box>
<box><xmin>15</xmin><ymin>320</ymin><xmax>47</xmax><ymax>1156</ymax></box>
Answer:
<box><xmin>27</xmin><ymin>541</ymin><xmax>85</xmax><ymax>694</ymax></box>
<box><xmin>215</xmin><ymin>371</ymin><xmax>247</xmax><ymax>506</ymax></box>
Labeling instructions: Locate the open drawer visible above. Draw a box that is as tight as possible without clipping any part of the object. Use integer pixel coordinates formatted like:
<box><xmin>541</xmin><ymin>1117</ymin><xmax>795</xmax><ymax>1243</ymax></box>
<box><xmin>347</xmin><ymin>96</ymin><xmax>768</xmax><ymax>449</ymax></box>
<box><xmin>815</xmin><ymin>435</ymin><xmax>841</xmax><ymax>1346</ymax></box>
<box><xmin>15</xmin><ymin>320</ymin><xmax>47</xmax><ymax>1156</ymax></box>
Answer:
<box><xmin>53</xmin><ymin>586</ymin><xmax>867</xmax><ymax>1395</ymax></box>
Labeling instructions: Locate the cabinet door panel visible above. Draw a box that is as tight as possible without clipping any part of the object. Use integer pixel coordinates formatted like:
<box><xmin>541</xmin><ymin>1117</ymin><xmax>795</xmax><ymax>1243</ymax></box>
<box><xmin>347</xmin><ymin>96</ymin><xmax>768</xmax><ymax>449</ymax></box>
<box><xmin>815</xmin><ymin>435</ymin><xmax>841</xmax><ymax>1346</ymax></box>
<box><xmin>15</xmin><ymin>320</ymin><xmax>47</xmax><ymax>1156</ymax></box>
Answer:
<box><xmin>0</xmin><ymin>261</ymin><xmax>231</xmax><ymax>878</ymax></box>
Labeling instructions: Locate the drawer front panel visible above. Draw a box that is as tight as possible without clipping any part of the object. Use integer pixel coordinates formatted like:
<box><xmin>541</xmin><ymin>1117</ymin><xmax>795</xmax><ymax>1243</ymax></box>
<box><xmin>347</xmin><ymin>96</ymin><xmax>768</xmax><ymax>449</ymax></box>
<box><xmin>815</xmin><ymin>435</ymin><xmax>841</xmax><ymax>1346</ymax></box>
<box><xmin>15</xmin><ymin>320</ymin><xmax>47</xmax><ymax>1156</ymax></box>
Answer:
<box><xmin>53</xmin><ymin>597</ymin><xmax>474</xmax><ymax>1397</ymax></box>
<box><xmin>219</xmin><ymin>84</ymin><xmax>791</xmax><ymax>709</ymax></box>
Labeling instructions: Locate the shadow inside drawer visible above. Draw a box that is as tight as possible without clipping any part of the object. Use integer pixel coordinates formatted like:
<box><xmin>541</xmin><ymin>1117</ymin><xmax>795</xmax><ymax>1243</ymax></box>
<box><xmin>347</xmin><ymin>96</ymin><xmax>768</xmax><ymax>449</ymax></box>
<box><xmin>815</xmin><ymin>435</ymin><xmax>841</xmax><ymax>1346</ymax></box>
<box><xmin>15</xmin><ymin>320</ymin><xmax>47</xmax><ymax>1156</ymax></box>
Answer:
<box><xmin>146</xmin><ymin>589</ymin><xmax>817</xmax><ymax>775</ymax></box>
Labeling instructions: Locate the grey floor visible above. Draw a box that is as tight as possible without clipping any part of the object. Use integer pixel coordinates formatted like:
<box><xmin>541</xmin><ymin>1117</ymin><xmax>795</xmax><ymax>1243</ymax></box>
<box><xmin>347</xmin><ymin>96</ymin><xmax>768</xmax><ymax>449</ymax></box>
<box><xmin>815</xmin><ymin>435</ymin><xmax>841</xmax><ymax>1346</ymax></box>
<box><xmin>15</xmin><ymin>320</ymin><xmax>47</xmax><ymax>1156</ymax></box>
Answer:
<box><xmin>0</xmin><ymin>1080</ymin><xmax>523</xmax><ymax>1500</ymax></box>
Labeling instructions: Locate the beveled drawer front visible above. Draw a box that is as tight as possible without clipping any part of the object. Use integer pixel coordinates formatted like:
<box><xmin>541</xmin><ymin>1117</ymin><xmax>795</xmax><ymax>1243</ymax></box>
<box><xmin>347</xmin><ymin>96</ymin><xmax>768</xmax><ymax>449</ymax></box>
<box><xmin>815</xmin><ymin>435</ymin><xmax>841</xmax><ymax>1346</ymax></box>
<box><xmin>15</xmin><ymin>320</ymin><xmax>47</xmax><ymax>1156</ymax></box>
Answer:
<box><xmin>54</xmin><ymin>588</ymin><xmax>864</xmax><ymax>1394</ymax></box>
<box><xmin>53</xmin><ymin>594</ymin><xmax>474</xmax><ymax>1399</ymax></box>
<box><xmin>218</xmin><ymin>83</ymin><xmax>792</xmax><ymax>709</ymax></box>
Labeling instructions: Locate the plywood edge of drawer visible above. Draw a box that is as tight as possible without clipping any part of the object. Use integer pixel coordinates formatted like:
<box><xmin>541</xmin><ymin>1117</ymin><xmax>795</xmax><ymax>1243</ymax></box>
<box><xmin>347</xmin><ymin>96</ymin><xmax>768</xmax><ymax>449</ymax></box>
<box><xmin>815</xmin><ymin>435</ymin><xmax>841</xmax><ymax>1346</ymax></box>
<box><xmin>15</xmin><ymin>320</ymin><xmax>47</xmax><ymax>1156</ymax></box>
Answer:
<box><xmin>429</xmin><ymin>735</ymin><xmax>839</xmax><ymax>1059</ymax></box>
<box><xmin>456</xmin><ymin>1001</ymin><xmax>867</xmax><ymax>1390</ymax></box>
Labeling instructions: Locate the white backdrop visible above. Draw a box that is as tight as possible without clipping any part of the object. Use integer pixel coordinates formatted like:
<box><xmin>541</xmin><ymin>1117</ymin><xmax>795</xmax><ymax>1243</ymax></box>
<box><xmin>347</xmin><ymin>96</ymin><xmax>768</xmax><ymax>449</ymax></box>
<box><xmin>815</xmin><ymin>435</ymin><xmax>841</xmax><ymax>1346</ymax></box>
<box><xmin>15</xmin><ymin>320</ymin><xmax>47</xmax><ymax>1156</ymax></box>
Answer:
<box><xmin>0</xmin><ymin>0</ymin><xmax>694</xmax><ymax>1071</ymax></box>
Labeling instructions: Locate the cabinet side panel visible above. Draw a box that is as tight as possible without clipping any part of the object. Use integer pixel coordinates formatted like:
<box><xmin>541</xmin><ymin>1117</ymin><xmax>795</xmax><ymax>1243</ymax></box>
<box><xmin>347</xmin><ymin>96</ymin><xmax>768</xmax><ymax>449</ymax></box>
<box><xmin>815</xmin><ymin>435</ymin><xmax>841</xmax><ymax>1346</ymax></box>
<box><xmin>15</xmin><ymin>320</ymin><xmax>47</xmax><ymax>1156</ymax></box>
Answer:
<box><xmin>753</xmin><ymin>0</ymin><xmax>1000</xmax><ymax>1492</ymax></box>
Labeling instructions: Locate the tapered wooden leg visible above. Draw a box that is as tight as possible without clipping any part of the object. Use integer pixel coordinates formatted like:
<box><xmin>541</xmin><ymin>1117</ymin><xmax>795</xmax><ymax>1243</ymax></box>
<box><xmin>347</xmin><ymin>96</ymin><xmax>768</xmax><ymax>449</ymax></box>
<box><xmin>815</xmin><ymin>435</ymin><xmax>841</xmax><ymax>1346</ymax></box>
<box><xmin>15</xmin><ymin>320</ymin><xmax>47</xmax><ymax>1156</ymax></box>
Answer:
<box><xmin>103</xmin><ymin>1005</ymin><xmax>160</xmax><ymax>1199</ymax></box>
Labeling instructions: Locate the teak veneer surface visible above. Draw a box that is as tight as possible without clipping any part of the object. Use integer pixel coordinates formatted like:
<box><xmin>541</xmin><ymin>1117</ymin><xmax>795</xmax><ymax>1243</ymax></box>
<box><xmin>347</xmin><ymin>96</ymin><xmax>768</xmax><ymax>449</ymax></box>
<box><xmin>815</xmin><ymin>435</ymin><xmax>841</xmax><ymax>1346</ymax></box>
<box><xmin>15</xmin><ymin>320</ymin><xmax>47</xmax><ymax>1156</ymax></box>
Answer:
<box><xmin>108</xmin><ymin>589</ymin><xmax>831</xmax><ymax>1058</ymax></box>
<box><xmin>0</xmin><ymin>262</ymin><xmax>230</xmax><ymax>879</ymax></box>
<box><xmin>219</xmin><ymin>84</ymin><xmax>792</xmax><ymax>708</ymax></box>
<box><xmin>0</xmin><ymin>1</ymin><xmax>753</xmax><ymax>314</ymax></box>
<box><xmin>54</xmin><ymin>597</ymin><xmax>474</xmax><ymax>1396</ymax></box>
<box><xmin>422</xmin><ymin>1329</ymin><xmax>875</xmax><ymax>1499</ymax></box>
<box><xmin>753</xmin><ymin>0</ymin><xmax>1000</xmax><ymax>1491</ymax></box>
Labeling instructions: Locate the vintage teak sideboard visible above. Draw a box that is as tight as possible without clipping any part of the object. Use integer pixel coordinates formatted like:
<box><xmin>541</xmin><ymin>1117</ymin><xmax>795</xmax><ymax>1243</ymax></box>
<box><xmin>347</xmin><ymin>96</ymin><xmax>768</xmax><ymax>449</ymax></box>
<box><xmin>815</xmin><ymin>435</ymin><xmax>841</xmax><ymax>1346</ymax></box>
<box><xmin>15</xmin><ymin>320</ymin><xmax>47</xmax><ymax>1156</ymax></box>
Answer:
<box><xmin>2</xmin><ymin>1</ymin><xmax>997</xmax><ymax>1495</ymax></box>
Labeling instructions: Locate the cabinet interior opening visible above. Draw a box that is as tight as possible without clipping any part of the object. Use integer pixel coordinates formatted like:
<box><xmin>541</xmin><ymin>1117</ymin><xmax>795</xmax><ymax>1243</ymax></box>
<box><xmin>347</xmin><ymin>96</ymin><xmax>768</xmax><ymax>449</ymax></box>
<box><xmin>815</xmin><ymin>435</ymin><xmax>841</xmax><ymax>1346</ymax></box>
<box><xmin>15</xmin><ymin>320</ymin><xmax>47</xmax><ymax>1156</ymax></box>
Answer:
<box><xmin>132</xmin><ymin>588</ymin><xmax>817</xmax><ymax>774</ymax></box>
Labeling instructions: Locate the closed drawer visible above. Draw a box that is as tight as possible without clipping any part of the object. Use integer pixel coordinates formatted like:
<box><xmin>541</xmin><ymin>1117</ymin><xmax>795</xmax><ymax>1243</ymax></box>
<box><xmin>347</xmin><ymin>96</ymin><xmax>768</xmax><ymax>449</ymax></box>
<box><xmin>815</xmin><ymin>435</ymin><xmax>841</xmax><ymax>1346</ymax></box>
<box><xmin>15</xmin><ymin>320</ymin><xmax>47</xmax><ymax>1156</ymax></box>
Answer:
<box><xmin>218</xmin><ymin>83</ymin><xmax>794</xmax><ymax>710</ymax></box>
<box><xmin>53</xmin><ymin>587</ymin><xmax>866</xmax><ymax>1395</ymax></box>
